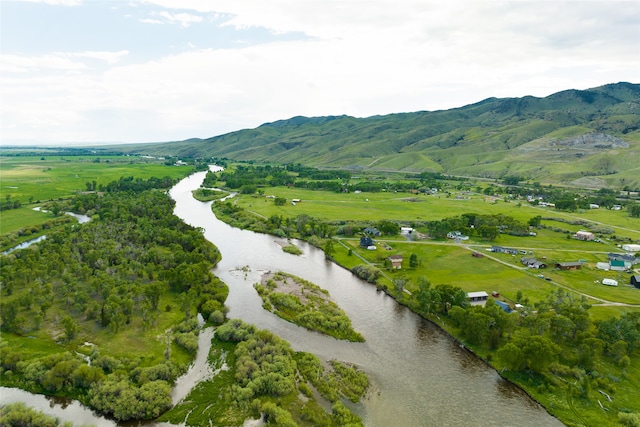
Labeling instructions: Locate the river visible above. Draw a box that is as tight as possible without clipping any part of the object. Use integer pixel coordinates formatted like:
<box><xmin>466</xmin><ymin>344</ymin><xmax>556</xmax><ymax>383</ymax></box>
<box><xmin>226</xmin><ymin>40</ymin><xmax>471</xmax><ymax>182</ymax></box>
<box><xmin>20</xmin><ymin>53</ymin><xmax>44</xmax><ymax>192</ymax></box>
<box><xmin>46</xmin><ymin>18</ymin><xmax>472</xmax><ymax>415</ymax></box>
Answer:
<box><xmin>1</xmin><ymin>170</ymin><xmax>564</xmax><ymax>426</ymax></box>
<box><xmin>169</xmin><ymin>168</ymin><xmax>564</xmax><ymax>427</ymax></box>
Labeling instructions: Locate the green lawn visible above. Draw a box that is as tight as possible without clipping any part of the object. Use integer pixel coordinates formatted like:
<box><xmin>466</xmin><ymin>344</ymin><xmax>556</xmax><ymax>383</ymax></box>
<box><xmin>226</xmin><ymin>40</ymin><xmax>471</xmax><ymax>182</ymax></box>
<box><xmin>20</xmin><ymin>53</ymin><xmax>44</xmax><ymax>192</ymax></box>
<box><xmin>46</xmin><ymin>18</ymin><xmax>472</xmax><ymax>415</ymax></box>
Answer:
<box><xmin>0</xmin><ymin>155</ymin><xmax>190</xmax><ymax>204</ymax></box>
<box><xmin>242</xmin><ymin>188</ymin><xmax>536</xmax><ymax>222</ymax></box>
<box><xmin>0</xmin><ymin>207</ymin><xmax>56</xmax><ymax>235</ymax></box>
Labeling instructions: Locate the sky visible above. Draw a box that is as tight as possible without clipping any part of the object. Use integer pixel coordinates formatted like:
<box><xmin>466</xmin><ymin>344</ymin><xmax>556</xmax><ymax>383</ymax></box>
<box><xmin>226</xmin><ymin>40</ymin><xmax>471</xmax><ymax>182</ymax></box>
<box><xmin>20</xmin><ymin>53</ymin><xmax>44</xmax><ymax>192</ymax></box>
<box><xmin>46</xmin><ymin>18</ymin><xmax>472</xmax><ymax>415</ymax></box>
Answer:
<box><xmin>1</xmin><ymin>0</ymin><xmax>639</xmax><ymax>146</ymax></box>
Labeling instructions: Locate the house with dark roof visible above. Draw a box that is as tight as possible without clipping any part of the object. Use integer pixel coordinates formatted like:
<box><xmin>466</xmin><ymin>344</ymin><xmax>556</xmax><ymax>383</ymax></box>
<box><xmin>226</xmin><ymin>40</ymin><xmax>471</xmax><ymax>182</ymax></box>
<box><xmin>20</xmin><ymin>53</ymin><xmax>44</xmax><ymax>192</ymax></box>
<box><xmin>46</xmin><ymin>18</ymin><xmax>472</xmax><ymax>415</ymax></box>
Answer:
<box><xmin>521</xmin><ymin>257</ymin><xmax>547</xmax><ymax>269</ymax></box>
<box><xmin>491</xmin><ymin>246</ymin><xmax>518</xmax><ymax>255</ymax></box>
<box><xmin>360</xmin><ymin>236</ymin><xmax>374</xmax><ymax>247</ymax></box>
<box><xmin>556</xmin><ymin>262</ymin><xmax>582</xmax><ymax>270</ymax></box>
<box><xmin>608</xmin><ymin>253</ymin><xmax>638</xmax><ymax>266</ymax></box>
<box><xmin>631</xmin><ymin>275</ymin><xmax>640</xmax><ymax>289</ymax></box>
<box><xmin>364</xmin><ymin>227</ymin><xmax>381</xmax><ymax>236</ymax></box>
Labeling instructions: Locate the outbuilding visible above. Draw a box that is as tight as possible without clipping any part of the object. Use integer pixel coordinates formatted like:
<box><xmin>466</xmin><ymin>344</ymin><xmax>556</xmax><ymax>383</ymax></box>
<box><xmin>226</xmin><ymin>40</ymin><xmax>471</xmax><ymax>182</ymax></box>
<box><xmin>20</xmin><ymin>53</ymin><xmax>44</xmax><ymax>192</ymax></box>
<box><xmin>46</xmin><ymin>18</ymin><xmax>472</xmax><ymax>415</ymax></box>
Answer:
<box><xmin>574</xmin><ymin>230</ymin><xmax>595</xmax><ymax>241</ymax></box>
<box><xmin>622</xmin><ymin>244</ymin><xmax>640</xmax><ymax>252</ymax></box>
<box><xmin>556</xmin><ymin>262</ymin><xmax>582</xmax><ymax>270</ymax></box>
<box><xmin>602</xmin><ymin>278</ymin><xmax>618</xmax><ymax>287</ymax></box>
<box><xmin>468</xmin><ymin>291</ymin><xmax>489</xmax><ymax>306</ymax></box>
<box><xmin>388</xmin><ymin>255</ymin><xmax>403</xmax><ymax>269</ymax></box>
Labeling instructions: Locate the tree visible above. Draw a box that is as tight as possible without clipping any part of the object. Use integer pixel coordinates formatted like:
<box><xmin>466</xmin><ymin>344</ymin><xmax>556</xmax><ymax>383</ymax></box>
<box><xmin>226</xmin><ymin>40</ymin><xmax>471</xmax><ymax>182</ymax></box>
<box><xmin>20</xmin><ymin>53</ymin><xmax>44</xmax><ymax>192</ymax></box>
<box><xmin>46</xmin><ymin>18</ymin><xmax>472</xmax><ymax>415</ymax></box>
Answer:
<box><xmin>528</xmin><ymin>215</ymin><xmax>542</xmax><ymax>227</ymax></box>
<box><xmin>497</xmin><ymin>342</ymin><xmax>523</xmax><ymax>371</ymax></box>
<box><xmin>435</xmin><ymin>284</ymin><xmax>467</xmax><ymax>314</ymax></box>
<box><xmin>274</xmin><ymin>197</ymin><xmax>286</xmax><ymax>206</ymax></box>
<box><xmin>415</xmin><ymin>278</ymin><xmax>441</xmax><ymax>316</ymax></box>
<box><xmin>629</xmin><ymin>203</ymin><xmax>640</xmax><ymax>218</ymax></box>
<box><xmin>498</xmin><ymin>335</ymin><xmax>559</xmax><ymax>373</ymax></box>
<box><xmin>61</xmin><ymin>316</ymin><xmax>78</xmax><ymax>342</ymax></box>
<box><xmin>409</xmin><ymin>253</ymin><xmax>418</xmax><ymax>268</ymax></box>
<box><xmin>393</xmin><ymin>276</ymin><xmax>408</xmax><ymax>296</ymax></box>
<box><xmin>323</xmin><ymin>239</ymin><xmax>335</xmax><ymax>259</ymax></box>
<box><xmin>477</xmin><ymin>225</ymin><xmax>499</xmax><ymax>241</ymax></box>
<box><xmin>503</xmin><ymin>175</ymin><xmax>521</xmax><ymax>186</ymax></box>
<box><xmin>0</xmin><ymin>300</ymin><xmax>20</xmax><ymax>332</ymax></box>
<box><xmin>377</xmin><ymin>220</ymin><xmax>400</xmax><ymax>236</ymax></box>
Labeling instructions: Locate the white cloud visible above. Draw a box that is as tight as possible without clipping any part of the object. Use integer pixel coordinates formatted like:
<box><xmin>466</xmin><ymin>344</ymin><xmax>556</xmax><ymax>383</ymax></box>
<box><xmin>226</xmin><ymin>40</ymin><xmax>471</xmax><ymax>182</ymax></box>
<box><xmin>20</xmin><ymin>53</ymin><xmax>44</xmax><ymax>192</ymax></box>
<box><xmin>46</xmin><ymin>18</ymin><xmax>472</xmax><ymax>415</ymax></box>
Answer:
<box><xmin>0</xmin><ymin>53</ymin><xmax>87</xmax><ymax>73</ymax></box>
<box><xmin>71</xmin><ymin>51</ymin><xmax>130</xmax><ymax>64</ymax></box>
<box><xmin>152</xmin><ymin>11</ymin><xmax>204</xmax><ymax>27</ymax></box>
<box><xmin>1</xmin><ymin>0</ymin><xmax>638</xmax><ymax>144</ymax></box>
<box><xmin>11</xmin><ymin>0</ymin><xmax>82</xmax><ymax>5</ymax></box>
<box><xmin>139</xmin><ymin>18</ymin><xmax>165</xmax><ymax>25</ymax></box>
<box><xmin>0</xmin><ymin>51</ymin><xmax>129</xmax><ymax>74</ymax></box>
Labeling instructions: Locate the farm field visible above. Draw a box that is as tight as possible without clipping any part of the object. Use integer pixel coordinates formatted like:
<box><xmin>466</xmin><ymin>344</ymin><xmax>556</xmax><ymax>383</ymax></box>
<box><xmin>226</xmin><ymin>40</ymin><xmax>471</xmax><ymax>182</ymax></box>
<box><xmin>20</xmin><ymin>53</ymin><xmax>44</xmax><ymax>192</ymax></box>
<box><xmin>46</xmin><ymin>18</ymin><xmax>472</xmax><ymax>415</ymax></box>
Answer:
<box><xmin>220</xmin><ymin>183</ymin><xmax>640</xmax><ymax>315</ymax></box>
<box><xmin>239</xmin><ymin>186</ymin><xmax>540</xmax><ymax>222</ymax></box>
<box><xmin>0</xmin><ymin>155</ymin><xmax>191</xmax><ymax>205</ymax></box>
<box><xmin>235</xmin><ymin>186</ymin><xmax>640</xmax><ymax>240</ymax></box>
<box><xmin>0</xmin><ymin>155</ymin><xmax>193</xmax><ymax>239</ymax></box>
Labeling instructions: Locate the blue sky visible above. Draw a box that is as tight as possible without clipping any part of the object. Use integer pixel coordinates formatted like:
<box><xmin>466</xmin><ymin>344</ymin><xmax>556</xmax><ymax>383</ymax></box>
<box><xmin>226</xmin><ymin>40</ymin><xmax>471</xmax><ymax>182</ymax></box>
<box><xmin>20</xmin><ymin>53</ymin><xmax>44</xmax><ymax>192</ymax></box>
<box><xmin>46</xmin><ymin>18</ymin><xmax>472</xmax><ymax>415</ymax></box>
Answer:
<box><xmin>1</xmin><ymin>0</ymin><xmax>639</xmax><ymax>145</ymax></box>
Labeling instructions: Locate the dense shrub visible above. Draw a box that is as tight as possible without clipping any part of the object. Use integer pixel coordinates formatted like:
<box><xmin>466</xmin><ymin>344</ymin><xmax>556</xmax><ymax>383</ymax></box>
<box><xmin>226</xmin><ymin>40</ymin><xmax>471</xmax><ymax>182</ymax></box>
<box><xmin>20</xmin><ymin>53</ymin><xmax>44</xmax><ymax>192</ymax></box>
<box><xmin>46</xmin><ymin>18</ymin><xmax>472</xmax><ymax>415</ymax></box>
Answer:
<box><xmin>351</xmin><ymin>264</ymin><xmax>382</xmax><ymax>283</ymax></box>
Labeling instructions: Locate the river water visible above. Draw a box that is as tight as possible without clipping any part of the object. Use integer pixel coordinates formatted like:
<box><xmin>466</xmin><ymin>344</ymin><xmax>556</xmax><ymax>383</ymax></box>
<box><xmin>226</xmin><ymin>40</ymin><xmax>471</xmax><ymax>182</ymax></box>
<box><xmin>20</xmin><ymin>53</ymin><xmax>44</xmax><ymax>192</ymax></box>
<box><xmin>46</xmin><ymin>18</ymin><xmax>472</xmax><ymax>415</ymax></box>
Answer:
<box><xmin>0</xmin><ymin>170</ymin><xmax>565</xmax><ymax>426</ymax></box>
<box><xmin>169</xmin><ymin>168</ymin><xmax>564</xmax><ymax>427</ymax></box>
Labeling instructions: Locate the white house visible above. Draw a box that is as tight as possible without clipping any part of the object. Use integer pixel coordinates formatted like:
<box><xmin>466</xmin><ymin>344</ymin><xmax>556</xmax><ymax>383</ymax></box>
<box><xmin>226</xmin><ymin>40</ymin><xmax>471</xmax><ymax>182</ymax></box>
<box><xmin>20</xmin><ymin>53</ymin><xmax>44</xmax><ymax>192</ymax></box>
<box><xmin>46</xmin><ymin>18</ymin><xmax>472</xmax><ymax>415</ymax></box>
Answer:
<box><xmin>602</xmin><ymin>278</ymin><xmax>618</xmax><ymax>287</ymax></box>
<box><xmin>468</xmin><ymin>291</ymin><xmax>489</xmax><ymax>306</ymax></box>
<box><xmin>622</xmin><ymin>244</ymin><xmax>640</xmax><ymax>252</ymax></box>
<box><xmin>447</xmin><ymin>231</ymin><xmax>469</xmax><ymax>240</ymax></box>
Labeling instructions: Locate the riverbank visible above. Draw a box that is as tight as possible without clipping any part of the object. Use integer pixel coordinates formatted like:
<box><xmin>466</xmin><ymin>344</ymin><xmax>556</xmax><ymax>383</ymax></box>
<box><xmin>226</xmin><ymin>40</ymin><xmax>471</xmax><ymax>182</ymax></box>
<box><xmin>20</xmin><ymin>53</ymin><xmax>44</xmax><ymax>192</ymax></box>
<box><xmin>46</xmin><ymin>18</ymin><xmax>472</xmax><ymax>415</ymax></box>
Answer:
<box><xmin>208</xmin><ymin>199</ymin><xmax>639</xmax><ymax>427</ymax></box>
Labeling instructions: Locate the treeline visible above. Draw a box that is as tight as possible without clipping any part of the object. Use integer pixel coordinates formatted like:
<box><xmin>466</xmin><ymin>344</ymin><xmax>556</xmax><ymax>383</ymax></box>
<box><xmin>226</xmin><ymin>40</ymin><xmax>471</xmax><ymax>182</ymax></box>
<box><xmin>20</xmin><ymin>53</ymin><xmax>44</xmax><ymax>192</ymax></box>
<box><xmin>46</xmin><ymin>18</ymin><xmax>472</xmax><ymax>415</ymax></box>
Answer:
<box><xmin>0</xmin><ymin>196</ymin><xmax>22</xmax><ymax>212</ymax></box>
<box><xmin>213</xmin><ymin>200</ymin><xmax>409</xmax><ymax>244</ymax></box>
<box><xmin>103</xmin><ymin>175</ymin><xmax>176</xmax><ymax>193</ymax></box>
<box><xmin>219</xmin><ymin>165</ymin><xmax>295</xmax><ymax>190</ymax></box>
<box><xmin>213</xmin><ymin>202</ymin><xmax>337</xmax><ymax>243</ymax></box>
<box><xmin>425</xmin><ymin>213</ymin><xmax>537</xmax><ymax>240</ymax></box>
<box><xmin>502</xmin><ymin>183</ymin><xmax>639</xmax><ymax>214</ymax></box>
<box><xmin>401</xmin><ymin>280</ymin><xmax>640</xmax><ymax>423</ymax></box>
<box><xmin>0</xmin><ymin>402</ymin><xmax>75</xmax><ymax>427</ymax></box>
<box><xmin>0</xmin><ymin>177</ymin><xmax>228</xmax><ymax>421</ymax></box>
<box><xmin>214</xmin><ymin>164</ymin><xmax>448</xmax><ymax>194</ymax></box>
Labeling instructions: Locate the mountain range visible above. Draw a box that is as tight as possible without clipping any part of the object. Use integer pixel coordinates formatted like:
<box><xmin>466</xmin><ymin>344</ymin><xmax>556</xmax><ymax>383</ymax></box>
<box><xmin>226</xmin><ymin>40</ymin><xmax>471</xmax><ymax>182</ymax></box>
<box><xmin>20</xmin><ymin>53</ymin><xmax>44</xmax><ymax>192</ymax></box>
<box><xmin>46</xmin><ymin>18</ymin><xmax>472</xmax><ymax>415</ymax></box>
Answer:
<box><xmin>110</xmin><ymin>82</ymin><xmax>640</xmax><ymax>188</ymax></box>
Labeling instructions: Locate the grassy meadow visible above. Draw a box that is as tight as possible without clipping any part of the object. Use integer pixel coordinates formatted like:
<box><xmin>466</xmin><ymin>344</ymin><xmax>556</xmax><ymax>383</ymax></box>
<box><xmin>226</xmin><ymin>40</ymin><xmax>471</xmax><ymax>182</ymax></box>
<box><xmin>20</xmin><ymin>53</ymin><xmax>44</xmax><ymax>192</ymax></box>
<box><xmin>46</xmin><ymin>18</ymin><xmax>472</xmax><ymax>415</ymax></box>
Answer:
<box><xmin>0</xmin><ymin>155</ymin><xmax>193</xmax><ymax>237</ymax></box>
<box><xmin>237</xmin><ymin>185</ymin><xmax>640</xmax><ymax>240</ymax></box>
<box><xmin>221</xmin><ymin>183</ymin><xmax>640</xmax><ymax>317</ymax></box>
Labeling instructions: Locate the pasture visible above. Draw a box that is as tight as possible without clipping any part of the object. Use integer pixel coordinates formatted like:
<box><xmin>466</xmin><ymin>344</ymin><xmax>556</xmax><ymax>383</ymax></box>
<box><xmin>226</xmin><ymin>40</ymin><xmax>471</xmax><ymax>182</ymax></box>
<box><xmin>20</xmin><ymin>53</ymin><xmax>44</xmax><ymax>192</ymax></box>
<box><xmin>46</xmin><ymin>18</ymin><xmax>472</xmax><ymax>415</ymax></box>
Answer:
<box><xmin>0</xmin><ymin>155</ymin><xmax>192</xmax><ymax>236</ymax></box>
<box><xmin>223</xmin><ymin>182</ymin><xmax>640</xmax><ymax>315</ymax></box>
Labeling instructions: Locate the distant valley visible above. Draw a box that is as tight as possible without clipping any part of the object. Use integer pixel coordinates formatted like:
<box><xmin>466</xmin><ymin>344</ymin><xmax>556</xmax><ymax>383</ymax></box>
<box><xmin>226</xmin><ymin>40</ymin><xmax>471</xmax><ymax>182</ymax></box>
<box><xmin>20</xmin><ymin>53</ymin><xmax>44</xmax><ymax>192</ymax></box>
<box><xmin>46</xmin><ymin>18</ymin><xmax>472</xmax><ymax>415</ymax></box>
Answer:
<box><xmin>107</xmin><ymin>82</ymin><xmax>640</xmax><ymax>189</ymax></box>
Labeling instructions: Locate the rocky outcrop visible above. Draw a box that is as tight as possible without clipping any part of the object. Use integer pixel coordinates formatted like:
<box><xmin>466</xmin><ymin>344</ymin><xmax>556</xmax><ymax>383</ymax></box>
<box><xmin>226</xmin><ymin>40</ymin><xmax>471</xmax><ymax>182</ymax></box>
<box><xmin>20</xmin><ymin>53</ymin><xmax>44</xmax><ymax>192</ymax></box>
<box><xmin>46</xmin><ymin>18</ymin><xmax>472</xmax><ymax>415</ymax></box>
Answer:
<box><xmin>549</xmin><ymin>133</ymin><xmax>628</xmax><ymax>150</ymax></box>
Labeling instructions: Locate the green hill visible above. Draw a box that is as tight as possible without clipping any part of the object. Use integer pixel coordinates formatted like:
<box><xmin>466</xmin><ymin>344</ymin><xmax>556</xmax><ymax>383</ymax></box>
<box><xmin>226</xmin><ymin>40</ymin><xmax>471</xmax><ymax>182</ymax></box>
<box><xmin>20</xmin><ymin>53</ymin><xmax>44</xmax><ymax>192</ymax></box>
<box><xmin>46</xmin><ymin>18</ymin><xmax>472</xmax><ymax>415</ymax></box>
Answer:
<box><xmin>108</xmin><ymin>82</ymin><xmax>640</xmax><ymax>188</ymax></box>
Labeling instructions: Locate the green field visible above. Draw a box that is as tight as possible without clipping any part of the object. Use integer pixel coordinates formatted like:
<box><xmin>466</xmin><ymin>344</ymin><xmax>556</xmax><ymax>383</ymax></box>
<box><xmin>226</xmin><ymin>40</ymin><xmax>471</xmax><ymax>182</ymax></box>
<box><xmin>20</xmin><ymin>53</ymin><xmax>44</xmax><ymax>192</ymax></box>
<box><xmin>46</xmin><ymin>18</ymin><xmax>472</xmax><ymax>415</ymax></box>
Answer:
<box><xmin>0</xmin><ymin>155</ymin><xmax>193</xmax><ymax>237</ymax></box>
<box><xmin>218</xmin><ymin>182</ymin><xmax>640</xmax><ymax>314</ymax></box>
<box><xmin>0</xmin><ymin>155</ymin><xmax>191</xmax><ymax>204</ymax></box>
<box><xmin>240</xmin><ymin>188</ymin><xmax>536</xmax><ymax>222</ymax></box>
<box><xmin>235</xmin><ymin>186</ymin><xmax>640</xmax><ymax>239</ymax></box>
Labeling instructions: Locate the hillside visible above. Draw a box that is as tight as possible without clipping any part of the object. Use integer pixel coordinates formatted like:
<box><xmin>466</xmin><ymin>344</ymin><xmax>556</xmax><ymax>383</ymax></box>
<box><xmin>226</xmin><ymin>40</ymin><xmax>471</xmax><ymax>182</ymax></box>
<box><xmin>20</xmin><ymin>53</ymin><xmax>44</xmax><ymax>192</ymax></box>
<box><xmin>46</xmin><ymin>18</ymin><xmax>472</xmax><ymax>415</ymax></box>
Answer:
<box><xmin>108</xmin><ymin>82</ymin><xmax>640</xmax><ymax>188</ymax></box>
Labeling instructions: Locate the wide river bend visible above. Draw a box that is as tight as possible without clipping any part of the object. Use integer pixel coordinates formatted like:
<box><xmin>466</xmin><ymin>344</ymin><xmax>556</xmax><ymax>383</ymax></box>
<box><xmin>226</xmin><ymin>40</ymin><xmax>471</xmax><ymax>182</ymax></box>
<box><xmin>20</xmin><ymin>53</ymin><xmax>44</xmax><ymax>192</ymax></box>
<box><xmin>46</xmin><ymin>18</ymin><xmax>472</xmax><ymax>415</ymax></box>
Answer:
<box><xmin>169</xmin><ymin>168</ymin><xmax>564</xmax><ymax>427</ymax></box>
